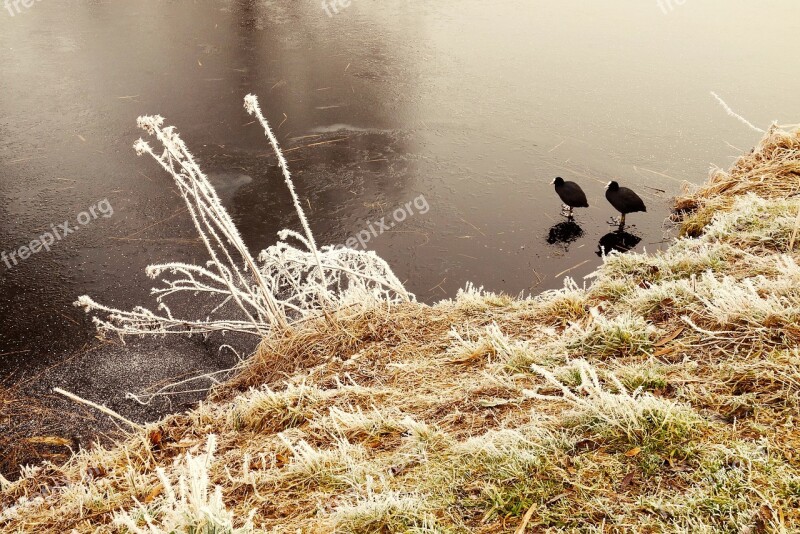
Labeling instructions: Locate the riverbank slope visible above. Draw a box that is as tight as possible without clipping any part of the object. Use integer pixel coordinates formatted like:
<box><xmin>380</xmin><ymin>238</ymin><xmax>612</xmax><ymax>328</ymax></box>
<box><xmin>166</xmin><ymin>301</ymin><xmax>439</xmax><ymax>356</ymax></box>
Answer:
<box><xmin>3</xmin><ymin>126</ymin><xmax>800</xmax><ymax>532</ymax></box>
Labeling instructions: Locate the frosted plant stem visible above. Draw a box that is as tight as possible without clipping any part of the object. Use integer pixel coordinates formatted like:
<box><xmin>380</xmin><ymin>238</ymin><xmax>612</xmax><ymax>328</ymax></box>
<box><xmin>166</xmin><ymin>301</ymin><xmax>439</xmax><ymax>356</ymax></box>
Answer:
<box><xmin>244</xmin><ymin>95</ymin><xmax>334</xmax><ymax>313</ymax></box>
<box><xmin>145</xmin><ymin>149</ymin><xmax>269</xmax><ymax>332</ymax></box>
<box><xmin>710</xmin><ymin>92</ymin><xmax>765</xmax><ymax>134</ymax></box>
<box><xmin>174</xmin><ymin>141</ymin><xmax>287</xmax><ymax>327</ymax></box>
<box><xmin>139</xmin><ymin>125</ymin><xmax>287</xmax><ymax>331</ymax></box>
<box><xmin>153</xmin><ymin>126</ymin><xmax>286</xmax><ymax>329</ymax></box>
<box><xmin>54</xmin><ymin>387</ymin><xmax>143</xmax><ymax>430</ymax></box>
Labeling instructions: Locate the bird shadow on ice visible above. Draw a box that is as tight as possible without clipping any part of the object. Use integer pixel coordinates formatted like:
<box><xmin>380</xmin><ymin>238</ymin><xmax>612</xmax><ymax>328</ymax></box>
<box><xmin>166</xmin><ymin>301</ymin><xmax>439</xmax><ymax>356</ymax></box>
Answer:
<box><xmin>596</xmin><ymin>228</ymin><xmax>642</xmax><ymax>256</ymax></box>
<box><xmin>546</xmin><ymin>220</ymin><xmax>584</xmax><ymax>250</ymax></box>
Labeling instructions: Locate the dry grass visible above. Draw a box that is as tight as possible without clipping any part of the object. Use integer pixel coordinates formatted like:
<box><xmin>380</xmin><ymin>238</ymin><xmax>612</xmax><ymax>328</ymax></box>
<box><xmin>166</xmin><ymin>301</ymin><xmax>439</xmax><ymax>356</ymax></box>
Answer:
<box><xmin>0</xmin><ymin>380</ymin><xmax>94</xmax><ymax>482</ymax></box>
<box><xmin>674</xmin><ymin>124</ymin><xmax>800</xmax><ymax>236</ymax></box>
<box><xmin>4</xmin><ymin>127</ymin><xmax>800</xmax><ymax>532</ymax></box>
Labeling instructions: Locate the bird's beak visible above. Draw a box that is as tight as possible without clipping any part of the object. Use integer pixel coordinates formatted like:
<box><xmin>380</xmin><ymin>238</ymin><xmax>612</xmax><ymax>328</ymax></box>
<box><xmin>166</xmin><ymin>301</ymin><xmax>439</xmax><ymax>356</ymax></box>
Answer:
<box><xmin>605</xmin><ymin>181</ymin><xmax>611</xmax><ymax>189</ymax></box>
<box><xmin>550</xmin><ymin>178</ymin><xmax>556</xmax><ymax>185</ymax></box>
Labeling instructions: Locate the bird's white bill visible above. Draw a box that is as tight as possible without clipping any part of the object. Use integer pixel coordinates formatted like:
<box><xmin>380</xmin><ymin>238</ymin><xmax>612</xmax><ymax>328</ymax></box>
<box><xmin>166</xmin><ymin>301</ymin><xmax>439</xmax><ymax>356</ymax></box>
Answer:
<box><xmin>550</xmin><ymin>178</ymin><xmax>556</xmax><ymax>184</ymax></box>
<box><xmin>605</xmin><ymin>181</ymin><xmax>612</xmax><ymax>189</ymax></box>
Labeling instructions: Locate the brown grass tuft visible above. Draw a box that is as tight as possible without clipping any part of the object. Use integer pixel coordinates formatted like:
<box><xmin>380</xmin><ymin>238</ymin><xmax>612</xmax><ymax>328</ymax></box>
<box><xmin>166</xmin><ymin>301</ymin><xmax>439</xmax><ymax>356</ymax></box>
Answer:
<box><xmin>675</xmin><ymin>125</ymin><xmax>800</xmax><ymax>236</ymax></box>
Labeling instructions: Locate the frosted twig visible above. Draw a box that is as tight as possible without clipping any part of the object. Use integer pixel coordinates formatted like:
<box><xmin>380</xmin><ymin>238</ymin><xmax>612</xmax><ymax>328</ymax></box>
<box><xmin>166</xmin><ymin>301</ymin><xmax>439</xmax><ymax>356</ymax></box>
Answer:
<box><xmin>245</xmin><ymin>94</ymin><xmax>331</xmax><ymax>305</ymax></box>
<box><xmin>54</xmin><ymin>387</ymin><xmax>143</xmax><ymax>430</ymax></box>
<box><xmin>710</xmin><ymin>92</ymin><xmax>765</xmax><ymax>134</ymax></box>
<box><xmin>124</xmin><ymin>368</ymin><xmax>238</xmax><ymax>406</ymax></box>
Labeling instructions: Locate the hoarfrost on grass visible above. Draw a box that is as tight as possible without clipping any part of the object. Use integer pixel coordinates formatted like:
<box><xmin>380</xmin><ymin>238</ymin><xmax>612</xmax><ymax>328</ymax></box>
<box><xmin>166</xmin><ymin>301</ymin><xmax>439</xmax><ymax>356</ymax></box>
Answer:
<box><xmin>113</xmin><ymin>435</ymin><xmax>256</xmax><ymax>534</ymax></box>
<box><xmin>527</xmin><ymin>360</ymin><xmax>701</xmax><ymax>450</ymax></box>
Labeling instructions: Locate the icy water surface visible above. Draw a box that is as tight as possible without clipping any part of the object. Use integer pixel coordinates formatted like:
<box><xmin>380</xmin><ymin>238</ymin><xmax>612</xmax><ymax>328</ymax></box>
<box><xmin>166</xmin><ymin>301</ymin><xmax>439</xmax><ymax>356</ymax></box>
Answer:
<box><xmin>1</xmin><ymin>1</ymin><xmax>800</xmax><ymax>416</ymax></box>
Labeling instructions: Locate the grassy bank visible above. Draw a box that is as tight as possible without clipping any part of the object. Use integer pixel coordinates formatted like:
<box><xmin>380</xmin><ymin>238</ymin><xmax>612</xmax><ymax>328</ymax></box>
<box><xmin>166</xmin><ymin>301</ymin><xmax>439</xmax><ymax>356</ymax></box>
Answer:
<box><xmin>3</xmin><ymin>126</ymin><xmax>800</xmax><ymax>532</ymax></box>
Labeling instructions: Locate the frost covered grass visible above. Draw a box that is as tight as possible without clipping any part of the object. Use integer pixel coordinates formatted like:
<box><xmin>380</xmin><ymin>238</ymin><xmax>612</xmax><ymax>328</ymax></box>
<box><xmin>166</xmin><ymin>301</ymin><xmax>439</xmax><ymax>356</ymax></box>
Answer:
<box><xmin>229</xmin><ymin>382</ymin><xmax>323</xmax><ymax>433</ymax></box>
<box><xmin>113</xmin><ymin>435</ymin><xmax>255</xmax><ymax>534</ymax></box>
<box><xmin>567</xmin><ymin>311</ymin><xmax>658</xmax><ymax>358</ymax></box>
<box><xmin>312</xmin><ymin>405</ymin><xmax>406</xmax><ymax>443</ymax></box>
<box><xmin>528</xmin><ymin>361</ymin><xmax>702</xmax><ymax>465</ymax></box>
<box><xmin>442</xmin><ymin>427</ymin><xmax>568</xmax><ymax>522</ymax></box>
<box><xmin>275</xmin><ymin>436</ymin><xmax>371</xmax><ymax>490</ymax></box>
<box><xmin>675</xmin><ymin>123</ymin><xmax>800</xmax><ymax>236</ymax></box>
<box><xmin>5</xmin><ymin>128</ymin><xmax>800</xmax><ymax>531</ymax></box>
<box><xmin>330</xmin><ymin>477</ymin><xmax>441</xmax><ymax>533</ymax></box>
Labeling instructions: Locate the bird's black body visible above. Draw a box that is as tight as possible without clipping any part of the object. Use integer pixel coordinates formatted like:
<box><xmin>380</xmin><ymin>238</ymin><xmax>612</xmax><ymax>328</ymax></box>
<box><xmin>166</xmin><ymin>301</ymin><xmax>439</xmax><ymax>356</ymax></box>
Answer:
<box><xmin>605</xmin><ymin>181</ymin><xmax>646</xmax><ymax>215</ymax></box>
<box><xmin>604</xmin><ymin>181</ymin><xmax>646</xmax><ymax>227</ymax></box>
<box><xmin>553</xmin><ymin>177</ymin><xmax>589</xmax><ymax>209</ymax></box>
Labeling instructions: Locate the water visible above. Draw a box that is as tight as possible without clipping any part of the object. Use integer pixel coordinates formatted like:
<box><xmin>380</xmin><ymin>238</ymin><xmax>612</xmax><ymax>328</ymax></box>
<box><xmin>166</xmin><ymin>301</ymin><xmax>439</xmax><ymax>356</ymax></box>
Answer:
<box><xmin>1</xmin><ymin>0</ymin><xmax>799</xmax><ymax>413</ymax></box>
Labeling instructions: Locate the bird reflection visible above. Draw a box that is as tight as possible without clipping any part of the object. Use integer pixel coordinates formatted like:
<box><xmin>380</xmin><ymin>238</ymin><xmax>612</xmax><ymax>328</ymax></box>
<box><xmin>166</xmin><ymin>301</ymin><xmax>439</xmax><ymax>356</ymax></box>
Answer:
<box><xmin>547</xmin><ymin>220</ymin><xmax>584</xmax><ymax>249</ymax></box>
<box><xmin>596</xmin><ymin>229</ymin><xmax>642</xmax><ymax>256</ymax></box>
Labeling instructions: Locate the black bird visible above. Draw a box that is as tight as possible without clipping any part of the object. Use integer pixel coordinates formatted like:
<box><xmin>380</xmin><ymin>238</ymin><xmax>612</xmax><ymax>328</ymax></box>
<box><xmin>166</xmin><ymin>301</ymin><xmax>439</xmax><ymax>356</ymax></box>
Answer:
<box><xmin>551</xmin><ymin>177</ymin><xmax>589</xmax><ymax>217</ymax></box>
<box><xmin>605</xmin><ymin>181</ymin><xmax>646</xmax><ymax>226</ymax></box>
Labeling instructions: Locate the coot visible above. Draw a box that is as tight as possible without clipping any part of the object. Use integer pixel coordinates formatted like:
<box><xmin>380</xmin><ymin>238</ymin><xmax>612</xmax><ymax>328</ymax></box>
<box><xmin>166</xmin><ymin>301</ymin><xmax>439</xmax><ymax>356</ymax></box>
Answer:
<box><xmin>605</xmin><ymin>181</ymin><xmax>646</xmax><ymax>226</ymax></box>
<box><xmin>552</xmin><ymin>177</ymin><xmax>589</xmax><ymax>217</ymax></box>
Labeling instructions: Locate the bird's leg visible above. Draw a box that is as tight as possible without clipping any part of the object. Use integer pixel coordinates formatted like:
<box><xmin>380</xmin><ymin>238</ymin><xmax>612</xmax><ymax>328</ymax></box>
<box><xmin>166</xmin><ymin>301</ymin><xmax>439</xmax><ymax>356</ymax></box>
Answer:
<box><xmin>619</xmin><ymin>213</ymin><xmax>626</xmax><ymax>229</ymax></box>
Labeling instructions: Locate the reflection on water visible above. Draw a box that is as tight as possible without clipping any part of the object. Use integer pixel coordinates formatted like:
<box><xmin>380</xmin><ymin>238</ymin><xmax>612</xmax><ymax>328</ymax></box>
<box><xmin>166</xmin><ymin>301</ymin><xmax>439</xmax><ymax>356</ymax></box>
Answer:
<box><xmin>597</xmin><ymin>230</ymin><xmax>643</xmax><ymax>256</ymax></box>
<box><xmin>547</xmin><ymin>220</ymin><xmax>584</xmax><ymax>249</ymax></box>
